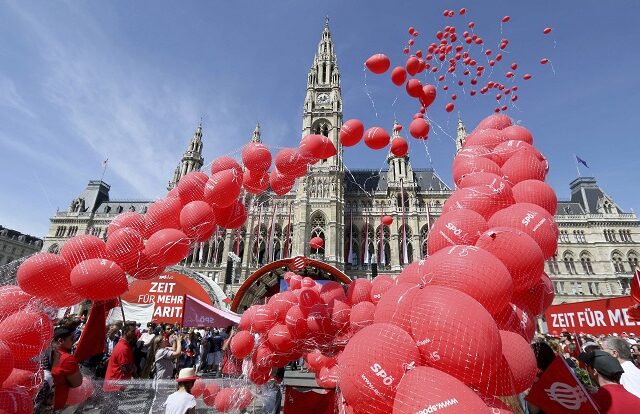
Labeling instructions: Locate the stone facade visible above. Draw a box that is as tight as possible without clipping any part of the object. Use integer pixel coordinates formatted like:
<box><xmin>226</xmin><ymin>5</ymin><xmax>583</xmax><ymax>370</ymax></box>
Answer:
<box><xmin>41</xmin><ymin>20</ymin><xmax>639</xmax><ymax>305</ymax></box>
<box><xmin>0</xmin><ymin>225</ymin><xmax>42</xmax><ymax>266</ymax></box>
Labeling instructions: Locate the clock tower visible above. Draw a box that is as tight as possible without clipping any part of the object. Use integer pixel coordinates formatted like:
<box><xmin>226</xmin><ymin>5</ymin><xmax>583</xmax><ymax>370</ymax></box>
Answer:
<box><xmin>302</xmin><ymin>17</ymin><xmax>343</xmax><ymax>171</ymax></box>
<box><xmin>294</xmin><ymin>17</ymin><xmax>345</xmax><ymax>268</ymax></box>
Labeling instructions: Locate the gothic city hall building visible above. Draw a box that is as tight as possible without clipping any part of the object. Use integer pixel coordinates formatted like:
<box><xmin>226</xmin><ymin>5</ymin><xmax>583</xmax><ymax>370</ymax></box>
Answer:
<box><xmin>42</xmin><ymin>21</ymin><xmax>640</xmax><ymax>306</ymax></box>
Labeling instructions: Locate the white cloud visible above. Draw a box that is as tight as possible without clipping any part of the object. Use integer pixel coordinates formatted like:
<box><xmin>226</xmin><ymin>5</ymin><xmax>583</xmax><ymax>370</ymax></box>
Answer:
<box><xmin>0</xmin><ymin>74</ymin><xmax>36</xmax><ymax>118</ymax></box>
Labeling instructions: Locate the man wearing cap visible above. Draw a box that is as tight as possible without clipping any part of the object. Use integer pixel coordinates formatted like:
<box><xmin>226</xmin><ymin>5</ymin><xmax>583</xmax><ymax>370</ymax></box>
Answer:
<box><xmin>51</xmin><ymin>324</ymin><xmax>83</xmax><ymax>410</ymax></box>
<box><xmin>579</xmin><ymin>350</ymin><xmax>640</xmax><ymax>412</ymax></box>
<box><xmin>163</xmin><ymin>367</ymin><xmax>197</xmax><ymax>414</ymax></box>
<box><xmin>601</xmin><ymin>336</ymin><xmax>640</xmax><ymax>398</ymax></box>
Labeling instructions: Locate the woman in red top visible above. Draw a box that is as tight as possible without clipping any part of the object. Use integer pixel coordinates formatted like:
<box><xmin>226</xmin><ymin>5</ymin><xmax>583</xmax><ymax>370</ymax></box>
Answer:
<box><xmin>221</xmin><ymin>326</ymin><xmax>243</xmax><ymax>377</ymax></box>
<box><xmin>51</xmin><ymin>325</ymin><xmax>83</xmax><ymax>410</ymax></box>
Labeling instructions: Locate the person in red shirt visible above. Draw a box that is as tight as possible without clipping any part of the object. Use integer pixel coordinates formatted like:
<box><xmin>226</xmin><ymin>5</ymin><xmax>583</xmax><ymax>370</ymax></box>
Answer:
<box><xmin>579</xmin><ymin>349</ymin><xmax>640</xmax><ymax>413</ymax></box>
<box><xmin>104</xmin><ymin>321</ymin><xmax>138</xmax><ymax>391</ymax></box>
<box><xmin>51</xmin><ymin>325</ymin><xmax>83</xmax><ymax>409</ymax></box>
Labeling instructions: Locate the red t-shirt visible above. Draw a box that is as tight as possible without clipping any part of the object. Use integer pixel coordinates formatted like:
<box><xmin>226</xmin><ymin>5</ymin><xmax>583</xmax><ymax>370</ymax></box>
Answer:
<box><xmin>591</xmin><ymin>383</ymin><xmax>640</xmax><ymax>413</ymax></box>
<box><xmin>104</xmin><ymin>339</ymin><xmax>135</xmax><ymax>391</ymax></box>
<box><xmin>51</xmin><ymin>349</ymin><xmax>80</xmax><ymax>409</ymax></box>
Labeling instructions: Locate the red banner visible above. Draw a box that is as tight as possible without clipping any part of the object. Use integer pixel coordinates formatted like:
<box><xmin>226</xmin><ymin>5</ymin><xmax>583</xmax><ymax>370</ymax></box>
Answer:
<box><xmin>120</xmin><ymin>271</ymin><xmax>213</xmax><ymax>324</ymax></box>
<box><xmin>526</xmin><ymin>356</ymin><xmax>599</xmax><ymax>414</ymax></box>
<box><xmin>544</xmin><ymin>296</ymin><xmax>640</xmax><ymax>336</ymax></box>
<box><xmin>181</xmin><ymin>294</ymin><xmax>240</xmax><ymax>328</ymax></box>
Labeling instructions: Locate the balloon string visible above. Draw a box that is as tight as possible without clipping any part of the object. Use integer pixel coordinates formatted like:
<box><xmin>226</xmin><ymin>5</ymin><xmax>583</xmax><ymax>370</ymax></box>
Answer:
<box><xmin>549</xmin><ymin>61</ymin><xmax>556</xmax><ymax>76</ymax></box>
<box><xmin>424</xmin><ymin>112</ymin><xmax>456</xmax><ymax>144</ymax></box>
<box><xmin>362</xmin><ymin>66</ymin><xmax>379</xmax><ymax>119</ymax></box>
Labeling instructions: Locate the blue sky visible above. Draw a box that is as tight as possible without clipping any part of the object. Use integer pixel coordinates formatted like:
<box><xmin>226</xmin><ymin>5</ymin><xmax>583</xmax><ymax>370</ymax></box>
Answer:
<box><xmin>1</xmin><ymin>1</ymin><xmax>639</xmax><ymax>237</ymax></box>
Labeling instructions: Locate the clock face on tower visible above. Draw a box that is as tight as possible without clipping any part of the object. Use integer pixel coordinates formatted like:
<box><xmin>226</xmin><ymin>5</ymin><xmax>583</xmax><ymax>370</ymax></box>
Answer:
<box><xmin>316</xmin><ymin>93</ymin><xmax>330</xmax><ymax>105</ymax></box>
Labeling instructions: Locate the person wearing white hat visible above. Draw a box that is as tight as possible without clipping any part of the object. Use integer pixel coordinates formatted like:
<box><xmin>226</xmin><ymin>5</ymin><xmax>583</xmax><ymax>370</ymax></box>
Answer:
<box><xmin>163</xmin><ymin>367</ymin><xmax>197</xmax><ymax>414</ymax></box>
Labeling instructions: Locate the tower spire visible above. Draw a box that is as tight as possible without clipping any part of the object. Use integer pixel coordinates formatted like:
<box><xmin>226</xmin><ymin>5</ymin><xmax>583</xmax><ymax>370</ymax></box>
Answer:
<box><xmin>167</xmin><ymin>125</ymin><xmax>205</xmax><ymax>190</ymax></box>
<box><xmin>456</xmin><ymin>113</ymin><xmax>468</xmax><ymax>153</ymax></box>
<box><xmin>251</xmin><ymin>123</ymin><xmax>261</xmax><ymax>143</ymax></box>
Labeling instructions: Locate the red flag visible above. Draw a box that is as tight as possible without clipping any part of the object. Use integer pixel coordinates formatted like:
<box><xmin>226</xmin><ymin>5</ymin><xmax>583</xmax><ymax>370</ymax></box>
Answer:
<box><xmin>526</xmin><ymin>355</ymin><xmax>600</xmax><ymax>414</ymax></box>
<box><xmin>74</xmin><ymin>298</ymin><xmax>119</xmax><ymax>362</ymax></box>
<box><xmin>631</xmin><ymin>266</ymin><xmax>640</xmax><ymax>304</ymax></box>
<box><xmin>572</xmin><ymin>332</ymin><xmax>586</xmax><ymax>370</ymax></box>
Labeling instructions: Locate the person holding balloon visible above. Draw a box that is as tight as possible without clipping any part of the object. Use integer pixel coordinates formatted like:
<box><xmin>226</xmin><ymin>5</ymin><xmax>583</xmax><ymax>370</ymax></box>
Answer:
<box><xmin>51</xmin><ymin>323</ymin><xmax>83</xmax><ymax>410</ymax></box>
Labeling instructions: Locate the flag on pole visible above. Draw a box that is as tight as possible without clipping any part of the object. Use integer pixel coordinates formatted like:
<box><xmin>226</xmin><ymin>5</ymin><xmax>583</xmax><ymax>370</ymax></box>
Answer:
<box><xmin>526</xmin><ymin>355</ymin><xmax>599</xmax><ymax>414</ymax></box>
<box><xmin>267</xmin><ymin>205</ymin><xmax>277</xmax><ymax>262</ymax></box>
<box><xmin>576</xmin><ymin>155</ymin><xmax>589</xmax><ymax>168</ymax></box>
<box><xmin>103</xmin><ymin>158</ymin><xmax>109</xmax><ymax>166</ymax></box>
<box><xmin>348</xmin><ymin>210</ymin><xmax>355</xmax><ymax>265</ymax></box>
<box><xmin>363</xmin><ymin>214</ymin><xmax>370</xmax><ymax>265</ymax></box>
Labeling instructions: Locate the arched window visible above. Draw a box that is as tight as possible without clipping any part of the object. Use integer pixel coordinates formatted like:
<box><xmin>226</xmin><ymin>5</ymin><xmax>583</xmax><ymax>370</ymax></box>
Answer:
<box><xmin>344</xmin><ymin>222</ymin><xmax>360</xmax><ymax>266</ymax></box>
<box><xmin>399</xmin><ymin>225</ymin><xmax>413</xmax><ymax>265</ymax></box>
<box><xmin>612</xmin><ymin>251</ymin><xmax>625</xmax><ymax>273</ymax></box>
<box><xmin>213</xmin><ymin>229</ymin><xmax>225</xmax><ymax>265</ymax></box>
<box><xmin>547</xmin><ymin>255</ymin><xmax>560</xmax><ymax>275</ymax></box>
<box><xmin>628</xmin><ymin>251</ymin><xmax>639</xmax><ymax>271</ymax></box>
<box><xmin>376</xmin><ymin>225</ymin><xmax>391</xmax><ymax>267</ymax></box>
<box><xmin>310</xmin><ymin>212</ymin><xmax>326</xmax><ymax>259</ymax></box>
<box><xmin>580</xmin><ymin>251</ymin><xmax>595</xmax><ymax>275</ymax></box>
<box><xmin>420</xmin><ymin>225</ymin><xmax>429</xmax><ymax>259</ymax></box>
<box><xmin>563</xmin><ymin>251</ymin><xmax>577</xmax><ymax>275</ymax></box>
<box><xmin>283</xmin><ymin>224</ymin><xmax>293</xmax><ymax>259</ymax></box>
<box><xmin>253</xmin><ymin>224</ymin><xmax>267</xmax><ymax>265</ymax></box>
<box><xmin>360</xmin><ymin>223</ymin><xmax>375</xmax><ymax>264</ymax></box>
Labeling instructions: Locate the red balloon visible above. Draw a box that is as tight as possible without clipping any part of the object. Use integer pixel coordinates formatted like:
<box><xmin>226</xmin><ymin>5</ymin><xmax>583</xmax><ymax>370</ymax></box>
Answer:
<box><xmin>242</xmin><ymin>142</ymin><xmax>272</xmax><ymax>172</ymax></box>
<box><xmin>306</xmin><ymin>303</ymin><xmax>334</xmax><ymax>343</ymax></box>
<box><xmin>512</xmin><ymin>180</ymin><xmax>557</xmax><ymax>215</ymax></box>
<box><xmin>107</xmin><ymin>211</ymin><xmax>145</xmax><ymax>235</ymax></box>
<box><xmin>373</xmin><ymin>283</ymin><xmax>420</xmax><ymax>333</ymax></box>
<box><xmin>457</xmin><ymin>171</ymin><xmax>507</xmax><ymax>189</ymax></box>
<box><xmin>476</xmin><ymin>227</ymin><xmax>545</xmax><ymax>290</ymax></box>
<box><xmin>204</xmin><ymin>169</ymin><xmax>243</xmax><ymax>208</ymax></box>
<box><xmin>59</xmin><ymin>235</ymin><xmax>107</xmax><ymax>271</ymax></box>
<box><xmin>106</xmin><ymin>227</ymin><xmax>145</xmax><ymax>269</ymax></box>
<box><xmin>393</xmin><ymin>367</ymin><xmax>490</xmax><ymax>413</ymax></box>
<box><xmin>501</xmin><ymin>125</ymin><xmax>534</xmax><ymax>145</ymax></box>
<box><xmin>513</xmin><ymin>272</ymin><xmax>554</xmax><ymax>317</ymax></box>
<box><xmin>370</xmin><ymin>275</ymin><xmax>394</xmax><ymax>305</ymax></box>
<box><xmin>502</xmin><ymin>15</ymin><xmax>511</xmax><ymax>23</ymax></box>
<box><xmin>0</xmin><ymin>387</ymin><xmax>33</xmax><ymax>413</ymax></box>
<box><xmin>267</xmin><ymin>323</ymin><xmax>295</xmax><ymax>353</ymax></box>
<box><xmin>275</xmin><ymin>148</ymin><xmax>308</xmax><ymax>177</ymax></box>
<box><xmin>501</xmin><ymin>151</ymin><xmax>548</xmax><ymax>185</ymax></box>
<box><xmin>243</xmin><ymin>168</ymin><xmax>270</xmax><ymax>194</ymax></box>
<box><xmin>495</xmin><ymin>304</ymin><xmax>536</xmax><ymax>347</ymax></box>
<box><xmin>203</xmin><ymin>382</ymin><xmax>221</xmax><ymax>406</ymax></box>
<box><xmin>365</xmin><ymin>53</ymin><xmax>391</xmax><ymax>74</ymax></box>
<box><xmin>144</xmin><ymin>197</ymin><xmax>182</xmax><ymax>237</ymax></box>
<box><xmin>409</xmin><ymin>118</ymin><xmax>430</xmax><ymax>139</ymax></box>
<box><xmin>488</xmin><ymin>203</ymin><xmax>558</xmax><ymax>258</ymax></box>
<box><xmin>349</xmin><ymin>301</ymin><xmax>375</xmax><ymax>332</ymax></box>
<box><xmin>381</xmin><ymin>215</ymin><xmax>393</xmax><ymax>226</ymax></box>
<box><xmin>120</xmin><ymin>250</ymin><xmax>165</xmax><ymax>281</ymax></box>
<box><xmin>252</xmin><ymin>305</ymin><xmax>278</xmax><ymax>333</ymax></box>
<box><xmin>411</xmin><ymin>286</ymin><xmax>502</xmax><ymax>389</ymax></box>
<box><xmin>390</xmin><ymin>136</ymin><xmax>409</xmax><ymax>155</ymax></box>
<box><xmin>285</xmin><ymin>305</ymin><xmax>309</xmax><ymax>338</ymax></box>
<box><xmin>415</xmin><ymin>245</ymin><xmax>513</xmax><ymax>317</ymax></box>
<box><xmin>390</xmin><ymin>66</ymin><xmax>407</xmax><ymax>86</ymax></box>
<box><xmin>0</xmin><ymin>341</ymin><xmax>14</xmax><ymax>385</ymax></box>
<box><xmin>445</xmin><ymin>102</ymin><xmax>455</xmax><ymax>112</ymax></box>
<box><xmin>309</xmin><ymin>236</ymin><xmax>324</xmax><ymax>250</ymax></box>
<box><xmin>427</xmin><ymin>209</ymin><xmax>488</xmax><ymax>255</ymax></box>
<box><xmin>346</xmin><ymin>279</ymin><xmax>372</xmax><ymax>305</ymax></box>
<box><xmin>523</xmin><ymin>73</ymin><xmax>532</xmax><ymax>80</ymax></box>
<box><xmin>269</xmin><ymin>291</ymin><xmax>299</xmax><ymax>322</ymax></box>
<box><xmin>338</xmin><ymin>323</ymin><xmax>420</xmax><ymax>414</ymax></box>
<box><xmin>492</xmin><ymin>140</ymin><xmax>542</xmax><ymax>167</ymax></box>
<box><xmin>497</xmin><ymin>331</ymin><xmax>537</xmax><ymax>395</ymax></box>
<box><xmin>288</xmin><ymin>273</ymin><xmax>302</xmax><ymax>290</ymax></box>
<box><xmin>176</xmin><ymin>171</ymin><xmax>209</xmax><ymax>205</ymax></box>
<box><xmin>238</xmin><ymin>306</ymin><xmax>257</xmax><ymax>331</ymax></box>
<box><xmin>300</xmin><ymin>134</ymin><xmax>337</xmax><ymax>160</ymax></box>
<box><xmin>2</xmin><ymin>368</ymin><xmax>43</xmax><ymax>398</ymax></box>
<box><xmin>452</xmin><ymin>152</ymin><xmax>502</xmax><ymax>185</ymax></box>
<box><xmin>405</xmin><ymin>56</ymin><xmax>420</xmax><ymax>76</ymax></box>
<box><xmin>476</xmin><ymin>114</ymin><xmax>512</xmax><ymax>131</ymax></box>
<box><xmin>363</xmin><ymin>127</ymin><xmax>390</xmax><ymax>150</ymax></box>
<box><xmin>66</xmin><ymin>377</ymin><xmax>94</xmax><ymax>406</ymax></box>
<box><xmin>317</xmin><ymin>365</ymin><xmax>339</xmax><ymax>388</ymax></box>
<box><xmin>230</xmin><ymin>330</ymin><xmax>255</xmax><ymax>359</ymax></box>
<box><xmin>210</xmin><ymin>156</ymin><xmax>242</xmax><ymax>176</ymax></box>
<box><xmin>16</xmin><ymin>253</ymin><xmax>77</xmax><ymax>306</ymax></box>
<box><xmin>464</xmin><ymin>128</ymin><xmax>508</xmax><ymax>150</ymax></box>
<box><xmin>269</xmin><ymin>168</ymin><xmax>295</xmax><ymax>196</ymax></box>
<box><xmin>145</xmin><ymin>228</ymin><xmax>191</xmax><ymax>266</ymax></box>
<box><xmin>70</xmin><ymin>259</ymin><xmax>127</xmax><ymax>301</ymax></box>
<box><xmin>340</xmin><ymin>119</ymin><xmax>365</xmax><ymax>147</ymax></box>
<box><xmin>330</xmin><ymin>299</ymin><xmax>351</xmax><ymax>333</ymax></box>
<box><xmin>442</xmin><ymin>185</ymin><xmax>515</xmax><ymax>221</ymax></box>
<box><xmin>0</xmin><ymin>286</ymin><xmax>32</xmax><ymax>323</ymax></box>
<box><xmin>420</xmin><ymin>84</ymin><xmax>437</xmax><ymax>107</ymax></box>
<box><xmin>543</xmin><ymin>27</ymin><xmax>552</xmax><ymax>34</ymax></box>
<box><xmin>179</xmin><ymin>200</ymin><xmax>216</xmax><ymax>242</ymax></box>
<box><xmin>248</xmin><ymin>364</ymin><xmax>271</xmax><ymax>385</ymax></box>
<box><xmin>191</xmin><ymin>378</ymin><xmax>205</xmax><ymax>398</ymax></box>
<box><xmin>0</xmin><ymin>310</ymin><xmax>52</xmax><ymax>362</ymax></box>
<box><xmin>213</xmin><ymin>199</ymin><xmax>247</xmax><ymax>229</ymax></box>
<box><xmin>299</xmin><ymin>288</ymin><xmax>323</xmax><ymax>315</ymax></box>
<box><xmin>405</xmin><ymin>79</ymin><xmax>423</xmax><ymax>98</ymax></box>
<box><xmin>319</xmin><ymin>281</ymin><xmax>346</xmax><ymax>305</ymax></box>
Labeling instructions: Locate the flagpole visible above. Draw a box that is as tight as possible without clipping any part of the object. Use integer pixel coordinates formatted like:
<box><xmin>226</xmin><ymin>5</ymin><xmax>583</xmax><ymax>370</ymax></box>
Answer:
<box><xmin>100</xmin><ymin>158</ymin><xmax>109</xmax><ymax>182</ymax></box>
<box><xmin>573</xmin><ymin>154</ymin><xmax>581</xmax><ymax>177</ymax></box>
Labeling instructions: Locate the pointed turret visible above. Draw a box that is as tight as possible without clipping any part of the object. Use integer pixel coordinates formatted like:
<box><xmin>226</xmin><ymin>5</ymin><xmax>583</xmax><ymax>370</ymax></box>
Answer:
<box><xmin>456</xmin><ymin>114</ymin><xmax>468</xmax><ymax>153</ymax></box>
<box><xmin>251</xmin><ymin>123</ymin><xmax>261</xmax><ymax>143</ymax></box>
<box><xmin>167</xmin><ymin>124</ymin><xmax>205</xmax><ymax>190</ymax></box>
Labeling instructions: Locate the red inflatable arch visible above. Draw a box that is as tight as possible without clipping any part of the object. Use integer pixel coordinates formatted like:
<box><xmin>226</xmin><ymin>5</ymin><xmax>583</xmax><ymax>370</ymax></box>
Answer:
<box><xmin>230</xmin><ymin>257</ymin><xmax>352</xmax><ymax>312</ymax></box>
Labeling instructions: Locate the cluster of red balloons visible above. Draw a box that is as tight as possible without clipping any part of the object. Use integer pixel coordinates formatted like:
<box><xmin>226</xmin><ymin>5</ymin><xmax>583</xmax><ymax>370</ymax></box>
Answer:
<box><xmin>332</xmin><ymin>114</ymin><xmax>556</xmax><ymax>413</ymax></box>
<box><xmin>191</xmin><ymin>378</ymin><xmax>253</xmax><ymax>413</ymax></box>
<box><xmin>339</xmin><ymin>118</ymin><xmax>418</xmax><ymax>156</ymax></box>
<box><xmin>365</xmin><ymin>8</ymin><xmax>554</xmax><ymax>116</ymax></box>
